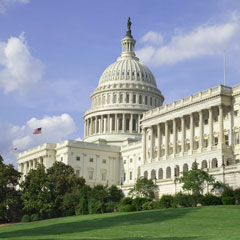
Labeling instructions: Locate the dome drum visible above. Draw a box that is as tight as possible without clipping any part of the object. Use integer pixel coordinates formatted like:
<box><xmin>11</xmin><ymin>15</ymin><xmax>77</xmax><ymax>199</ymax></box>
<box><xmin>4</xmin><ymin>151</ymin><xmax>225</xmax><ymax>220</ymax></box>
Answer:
<box><xmin>83</xmin><ymin>18</ymin><xmax>164</xmax><ymax>146</ymax></box>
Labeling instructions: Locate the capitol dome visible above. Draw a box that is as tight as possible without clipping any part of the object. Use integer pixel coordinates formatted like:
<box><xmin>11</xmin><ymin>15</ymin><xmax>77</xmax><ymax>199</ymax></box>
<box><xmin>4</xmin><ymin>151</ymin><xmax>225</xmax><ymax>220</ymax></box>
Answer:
<box><xmin>83</xmin><ymin>18</ymin><xmax>164</xmax><ymax>146</ymax></box>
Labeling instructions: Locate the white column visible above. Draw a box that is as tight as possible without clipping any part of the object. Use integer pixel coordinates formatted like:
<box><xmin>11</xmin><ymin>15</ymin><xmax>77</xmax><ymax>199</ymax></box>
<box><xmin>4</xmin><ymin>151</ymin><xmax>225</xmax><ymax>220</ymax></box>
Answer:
<box><xmin>95</xmin><ymin>116</ymin><xmax>97</xmax><ymax>134</ymax></box>
<box><xmin>89</xmin><ymin>118</ymin><xmax>92</xmax><ymax>135</ymax></box>
<box><xmin>173</xmin><ymin>119</ymin><xmax>177</xmax><ymax>155</ymax></box>
<box><xmin>157</xmin><ymin>123</ymin><xmax>161</xmax><ymax>160</ymax></box>
<box><xmin>130</xmin><ymin>114</ymin><xmax>133</xmax><ymax>133</ymax></box>
<box><xmin>100</xmin><ymin>115</ymin><xmax>103</xmax><ymax>133</ymax></box>
<box><xmin>229</xmin><ymin>107</ymin><xmax>234</xmax><ymax>146</ymax></box>
<box><xmin>107</xmin><ymin>114</ymin><xmax>110</xmax><ymax>133</ymax></box>
<box><xmin>181</xmin><ymin>117</ymin><xmax>185</xmax><ymax>155</ymax></box>
<box><xmin>209</xmin><ymin>108</ymin><xmax>213</xmax><ymax>149</ymax></box>
<box><xmin>190</xmin><ymin>113</ymin><xmax>194</xmax><ymax>152</ymax></box>
<box><xmin>165</xmin><ymin>122</ymin><xmax>168</xmax><ymax>156</ymax></box>
<box><xmin>199</xmin><ymin>110</ymin><xmax>203</xmax><ymax>150</ymax></box>
<box><xmin>138</xmin><ymin>114</ymin><xmax>141</xmax><ymax>133</ymax></box>
<box><xmin>110</xmin><ymin>116</ymin><xmax>112</xmax><ymax>133</ymax></box>
<box><xmin>123</xmin><ymin>113</ymin><xmax>126</xmax><ymax>132</ymax></box>
<box><xmin>143</xmin><ymin>128</ymin><xmax>147</xmax><ymax>162</ymax></box>
<box><xmin>103</xmin><ymin>117</ymin><xmax>106</xmax><ymax>133</ymax></box>
<box><xmin>115</xmin><ymin>114</ymin><xmax>117</xmax><ymax>132</ymax></box>
<box><xmin>150</xmin><ymin>126</ymin><xmax>154</xmax><ymax>161</ymax></box>
<box><xmin>219</xmin><ymin>105</ymin><xmax>224</xmax><ymax>146</ymax></box>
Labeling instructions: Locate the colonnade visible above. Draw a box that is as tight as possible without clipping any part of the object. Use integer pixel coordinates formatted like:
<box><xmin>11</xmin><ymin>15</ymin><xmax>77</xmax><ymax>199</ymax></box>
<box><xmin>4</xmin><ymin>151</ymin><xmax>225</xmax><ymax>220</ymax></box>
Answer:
<box><xmin>142</xmin><ymin>105</ymin><xmax>229</xmax><ymax>162</ymax></box>
<box><xmin>84</xmin><ymin>113</ymin><xmax>143</xmax><ymax>138</ymax></box>
<box><xmin>19</xmin><ymin>156</ymin><xmax>44</xmax><ymax>179</ymax></box>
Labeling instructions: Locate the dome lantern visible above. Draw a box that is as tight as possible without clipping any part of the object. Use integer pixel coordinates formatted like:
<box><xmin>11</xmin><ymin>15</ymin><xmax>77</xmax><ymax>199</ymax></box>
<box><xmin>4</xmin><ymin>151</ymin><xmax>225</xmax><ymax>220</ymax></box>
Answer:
<box><xmin>119</xmin><ymin>17</ymin><xmax>138</xmax><ymax>60</ymax></box>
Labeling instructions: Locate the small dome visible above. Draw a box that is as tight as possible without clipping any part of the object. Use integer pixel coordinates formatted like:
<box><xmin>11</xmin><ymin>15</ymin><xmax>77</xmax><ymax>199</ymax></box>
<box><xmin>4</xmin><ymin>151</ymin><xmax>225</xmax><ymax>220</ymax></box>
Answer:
<box><xmin>98</xmin><ymin>59</ymin><xmax>157</xmax><ymax>87</ymax></box>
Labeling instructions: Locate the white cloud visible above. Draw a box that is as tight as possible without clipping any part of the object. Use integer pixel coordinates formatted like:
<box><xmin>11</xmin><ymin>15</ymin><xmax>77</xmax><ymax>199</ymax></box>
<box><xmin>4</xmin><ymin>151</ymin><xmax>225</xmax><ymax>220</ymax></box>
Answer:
<box><xmin>0</xmin><ymin>33</ymin><xmax>44</xmax><ymax>94</ymax></box>
<box><xmin>136</xmin><ymin>16</ymin><xmax>240</xmax><ymax>66</ymax></box>
<box><xmin>140</xmin><ymin>31</ymin><xmax>164</xmax><ymax>45</ymax></box>
<box><xmin>0</xmin><ymin>114</ymin><xmax>76</xmax><ymax>165</ymax></box>
<box><xmin>0</xmin><ymin>0</ymin><xmax>30</xmax><ymax>14</ymax></box>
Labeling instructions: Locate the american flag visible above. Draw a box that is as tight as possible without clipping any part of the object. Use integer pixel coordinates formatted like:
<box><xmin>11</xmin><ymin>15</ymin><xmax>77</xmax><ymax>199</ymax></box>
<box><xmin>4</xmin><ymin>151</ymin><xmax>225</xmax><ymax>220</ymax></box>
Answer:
<box><xmin>11</xmin><ymin>148</ymin><xmax>17</xmax><ymax>152</ymax></box>
<box><xmin>33</xmin><ymin>127</ymin><xmax>42</xmax><ymax>134</ymax></box>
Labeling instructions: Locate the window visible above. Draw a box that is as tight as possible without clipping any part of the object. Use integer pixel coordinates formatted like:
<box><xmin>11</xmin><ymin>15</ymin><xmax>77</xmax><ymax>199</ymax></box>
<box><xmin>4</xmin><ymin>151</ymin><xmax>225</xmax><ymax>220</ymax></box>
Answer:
<box><xmin>133</xmin><ymin>94</ymin><xmax>136</xmax><ymax>103</ymax></box>
<box><xmin>119</xmin><ymin>94</ymin><xmax>123</xmax><ymax>103</ymax></box>
<box><xmin>145</xmin><ymin>96</ymin><xmax>148</xmax><ymax>105</ymax></box>
<box><xmin>150</xmin><ymin>97</ymin><xmax>152</xmax><ymax>106</ymax></box>
<box><xmin>133</xmin><ymin>119</ymin><xmax>136</xmax><ymax>131</ymax></box>
<box><xmin>130</xmin><ymin>158</ymin><xmax>133</xmax><ymax>163</ymax></box>
<box><xmin>234</xmin><ymin>110</ymin><xmax>239</xmax><ymax>117</ymax></box>
<box><xmin>123</xmin><ymin>172</ymin><xmax>126</xmax><ymax>181</ymax></box>
<box><xmin>139</xmin><ymin>95</ymin><xmax>142</xmax><ymax>104</ymax></box>
<box><xmin>195</xmin><ymin>121</ymin><xmax>199</xmax><ymax>127</ymax></box>
<box><xmin>126</xmin><ymin>94</ymin><xmax>129</xmax><ymax>103</ymax></box>
<box><xmin>225</xmin><ymin>135</ymin><xmax>229</xmax><ymax>146</ymax></box>
<box><xmin>102</xmin><ymin>171</ymin><xmax>106</xmax><ymax>181</ymax></box>
<box><xmin>204</xmin><ymin>119</ymin><xmax>208</xmax><ymax>125</ymax></box>
<box><xmin>124</xmin><ymin>160</ymin><xmax>126</xmax><ymax>164</ymax></box>
<box><xmin>113</xmin><ymin>94</ymin><xmax>116</xmax><ymax>103</ymax></box>
<box><xmin>76</xmin><ymin>156</ymin><xmax>80</xmax><ymax>161</ymax></box>
<box><xmin>130</xmin><ymin>171</ymin><xmax>132</xmax><ymax>180</ymax></box>
<box><xmin>235</xmin><ymin>132</ymin><xmax>240</xmax><ymax>145</ymax></box>
<box><xmin>89</xmin><ymin>158</ymin><xmax>94</xmax><ymax>163</ymax></box>
<box><xmin>76</xmin><ymin>170</ymin><xmax>80</xmax><ymax>177</ymax></box>
<box><xmin>102</xmin><ymin>159</ymin><xmax>106</xmax><ymax>164</ymax></box>
<box><xmin>126</xmin><ymin>118</ymin><xmax>129</xmax><ymax>131</ymax></box>
<box><xmin>89</xmin><ymin>171</ymin><xmax>94</xmax><ymax>180</ymax></box>
<box><xmin>61</xmin><ymin>157</ymin><xmax>63</xmax><ymax>161</ymax></box>
<box><xmin>214</xmin><ymin>137</ymin><xmax>218</xmax><ymax>146</ymax></box>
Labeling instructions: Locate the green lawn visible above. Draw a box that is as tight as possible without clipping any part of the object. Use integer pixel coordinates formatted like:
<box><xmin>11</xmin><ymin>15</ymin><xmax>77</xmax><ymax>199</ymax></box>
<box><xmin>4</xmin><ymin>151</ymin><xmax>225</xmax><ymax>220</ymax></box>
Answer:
<box><xmin>0</xmin><ymin>206</ymin><xmax>240</xmax><ymax>240</ymax></box>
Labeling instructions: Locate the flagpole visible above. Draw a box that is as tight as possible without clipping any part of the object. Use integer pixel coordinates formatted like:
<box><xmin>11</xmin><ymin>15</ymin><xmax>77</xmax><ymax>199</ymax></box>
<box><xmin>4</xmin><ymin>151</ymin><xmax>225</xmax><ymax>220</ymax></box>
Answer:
<box><xmin>224</xmin><ymin>51</ymin><xmax>226</xmax><ymax>86</ymax></box>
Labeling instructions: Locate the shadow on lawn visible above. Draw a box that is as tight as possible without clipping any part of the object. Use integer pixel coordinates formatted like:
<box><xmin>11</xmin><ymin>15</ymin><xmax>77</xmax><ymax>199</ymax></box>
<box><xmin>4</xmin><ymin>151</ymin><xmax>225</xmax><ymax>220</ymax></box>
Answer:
<box><xmin>0</xmin><ymin>208</ymin><xmax>200</xmax><ymax>239</ymax></box>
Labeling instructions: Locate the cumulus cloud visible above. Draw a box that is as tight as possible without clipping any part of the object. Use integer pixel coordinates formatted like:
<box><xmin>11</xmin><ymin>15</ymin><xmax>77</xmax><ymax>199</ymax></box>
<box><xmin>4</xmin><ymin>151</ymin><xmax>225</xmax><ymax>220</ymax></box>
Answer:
<box><xmin>0</xmin><ymin>0</ymin><xmax>30</xmax><ymax>14</ymax></box>
<box><xmin>140</xmin><ymin>31</ymin><xmax>164</xmax><ymax>45</ymax></box>
<box><xmin>0</xmin><ymin>33</ymin><xmax>44</xmax><ymax>94</ymax></box>
<box><xmin>0</xmin><ymin>114</ymin><xmax>76</xmax><ymax>165</ymax></box>
<box><xmin>136</xmin><ymin>16</ymin><xmax>240</xmax><ymax>66</ymax></box>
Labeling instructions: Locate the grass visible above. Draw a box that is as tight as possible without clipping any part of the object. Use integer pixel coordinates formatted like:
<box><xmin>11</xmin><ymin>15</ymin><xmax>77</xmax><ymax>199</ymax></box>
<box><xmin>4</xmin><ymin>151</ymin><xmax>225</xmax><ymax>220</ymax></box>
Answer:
<box><xmin>0</xmin><ymin>206</ymin><xmax>240</xmax><ymax>240</ymax></box>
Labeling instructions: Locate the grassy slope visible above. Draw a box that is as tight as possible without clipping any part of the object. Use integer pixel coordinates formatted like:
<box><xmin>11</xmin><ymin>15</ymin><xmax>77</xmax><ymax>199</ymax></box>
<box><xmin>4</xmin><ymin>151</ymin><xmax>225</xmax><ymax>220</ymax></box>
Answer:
<box><xmin>0</xmin><ymin>206</ymin><xmax>240</xmax><ymax>240</ymax></box>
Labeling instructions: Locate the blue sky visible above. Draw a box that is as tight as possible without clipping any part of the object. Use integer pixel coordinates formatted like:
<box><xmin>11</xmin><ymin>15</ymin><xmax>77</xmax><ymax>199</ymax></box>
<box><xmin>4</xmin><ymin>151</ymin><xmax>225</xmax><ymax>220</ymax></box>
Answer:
<box><xmin>1</xmin><ymin>0</ymin><xmax>240</xmax><ymax>165</ymax></box>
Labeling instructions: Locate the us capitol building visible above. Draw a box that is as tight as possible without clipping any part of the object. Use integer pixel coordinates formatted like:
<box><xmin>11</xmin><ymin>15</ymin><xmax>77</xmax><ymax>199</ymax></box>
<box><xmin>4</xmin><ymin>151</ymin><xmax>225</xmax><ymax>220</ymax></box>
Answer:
<box><xmin>18</xmin><ymin>19</ymin><xmax>240</xmax><ymax>196</ymax></box>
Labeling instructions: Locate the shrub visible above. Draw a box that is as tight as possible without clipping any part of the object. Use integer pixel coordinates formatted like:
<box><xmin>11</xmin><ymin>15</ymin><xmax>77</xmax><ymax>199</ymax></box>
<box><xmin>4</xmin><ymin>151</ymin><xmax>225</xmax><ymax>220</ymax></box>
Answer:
<box><xmin>118</xmin><ymin>204</ymin><xmax>135</xmax><ymax>212</ymax></box>
<box><xmin>174</xmin><ymin>193</ymin><xmax>193</xmax><ymax>207</ymax></box>
<box><xmin>159</xmin><ymin>195</ymin><xmax>174</xmax><ymax>208</ymax></box>
<box><xmin>222</xmin><ymin>196</ymin><xmax>234</xmax><ymax>205</ymax></box>
<box><xmin>31</xmin><ymin>213</ymin><xmax>40</xmax><ymax>222</ymax></box>
<box><xmin>142</xmin><ymin>201</ymin><xmax>154</xmax><ymax>210</ymax></box>
<box><xmin>21</xmin><ymin>214</ymin><xmax>31</xmax><ymax>222</ymax></box>
<box><xmin>200</xmin><ymin>194</ymin><xmax>222</xmax><ymax>206</ymax></box>
<box><xmin>233</xmin><ymin>188</ymin><xmax>240</xmax><ymax>204</ymax></box>
<box><xmin>105</xmin><ymin>201</ymin><xmax>117</xmax><ymax>213</ymax></box>
<box><xmin>119</xmin><ymin>197</ymin><xmax>133</xmax><ymax>205</ymax></box>
<box><xmin>88</xmin><ymin>199</ymin><xmax>105</xmax><ymax>214</ymax></box>
<box><xmin>132</xmin><ymin>197</ymin><xmax>151</xmax><ymax>211</ymax></box>
<box><xmin>151</xmin><ymin>200</ymin><xmax>161</xmax><ymax>209</ymax></box>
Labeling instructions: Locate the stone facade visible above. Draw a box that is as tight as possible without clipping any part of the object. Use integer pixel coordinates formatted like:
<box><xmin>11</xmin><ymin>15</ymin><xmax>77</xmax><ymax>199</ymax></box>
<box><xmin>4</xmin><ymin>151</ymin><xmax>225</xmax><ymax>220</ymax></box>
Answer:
<box><xmin>18</xmin><ymin>20</ymin><xmax>240</xmax><ymax>197</ymax></box>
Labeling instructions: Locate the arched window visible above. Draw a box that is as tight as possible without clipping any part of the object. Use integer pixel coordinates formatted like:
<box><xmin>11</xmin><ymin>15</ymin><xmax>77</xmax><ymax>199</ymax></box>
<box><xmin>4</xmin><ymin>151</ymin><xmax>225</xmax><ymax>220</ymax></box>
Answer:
<box><xmin>133</xmin><ymin>94</ymin><xmax>136</xmax><ymax>103</ymax></box>
<box><xmin>183</xmin><ymin>163</ymin><xmax>188</xmax><ymax>172</ymax></box>
<box><xmin>166</xmin><ymin>167</ymin><xmax>171</xmax><ymax>178</ymax></box>
<box><xmin>212</xmin><ymin>158</ymin><xmax>218</xmax><ymax>168</ymax></box>
<box><xmin>175</xmin><ymin>165</ymin><xmax>180</xmax><ymax>177</ymax></box>
<box><xmin>192</xmin><ymin>161</ymin><xmax>198</xmax><ymax>169</ymax></box>
<box><xmin>144</xmin><ymin>171</ymin><xmax>148</xmax><ymax>179</ymax></box>
<box><xmin>151</xmin><ymin>169</ymin><xmax>156</xmax><ymax>180</ymax></box>
<box><xmin>201</xmin><ymin>160</ymin><xmax>208</xmax><ymax>169</ymax></box>
<box><xmin>158</xmin><ymin>168</ymin><xmax>163</xmax><ymax>179</ymax></box>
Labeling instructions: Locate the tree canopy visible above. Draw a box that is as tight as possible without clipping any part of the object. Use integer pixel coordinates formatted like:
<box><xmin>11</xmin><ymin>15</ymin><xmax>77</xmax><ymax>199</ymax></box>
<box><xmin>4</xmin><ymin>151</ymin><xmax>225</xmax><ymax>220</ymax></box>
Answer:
<box><xmin>129</xmin><ymin>177</ymin><xmax>155</xmax><ymax>198</ymax></box>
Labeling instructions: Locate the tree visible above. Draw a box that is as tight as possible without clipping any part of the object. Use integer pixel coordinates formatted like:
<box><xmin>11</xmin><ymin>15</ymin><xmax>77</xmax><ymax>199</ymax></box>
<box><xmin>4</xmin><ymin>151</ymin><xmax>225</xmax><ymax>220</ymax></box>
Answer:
<box><xmin>129</xmin><ymin>177</ymin><xmax>155</xmax><ymax>198</ymax></box>
<box><xmin>175</xmin><ymin>163</ymin><xmax>216</xmax><ymax>195</ymax></box>
<box><xmin>107</xmin><ymin>185</ymin><xmax>124</xmax><ymax>202</ymax></box>
<box><xmin>46</xmin><ymin>162</ymin><xmax>85</xmax><ymax>217</ymax></box>
<box><xmin>0</xmin><ymin>155</ymin><xmax>22</xmax><ymax>223</ymax></box>
<box><xmin>20</xmin><ymin>164</ymin><xmax>51</xmax><ymax>218</ymax></box>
